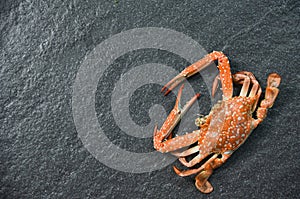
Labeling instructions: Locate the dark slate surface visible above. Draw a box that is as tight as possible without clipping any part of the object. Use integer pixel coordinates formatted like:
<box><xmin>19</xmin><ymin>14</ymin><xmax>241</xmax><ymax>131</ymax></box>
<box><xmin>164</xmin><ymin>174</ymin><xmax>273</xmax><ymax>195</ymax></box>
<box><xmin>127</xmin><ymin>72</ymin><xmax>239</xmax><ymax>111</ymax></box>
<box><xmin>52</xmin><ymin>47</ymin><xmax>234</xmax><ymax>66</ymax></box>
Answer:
<box><xmin>1</xmin><ymin>0</ymin><xmax>300</xmax><ymax>198</ymax></box>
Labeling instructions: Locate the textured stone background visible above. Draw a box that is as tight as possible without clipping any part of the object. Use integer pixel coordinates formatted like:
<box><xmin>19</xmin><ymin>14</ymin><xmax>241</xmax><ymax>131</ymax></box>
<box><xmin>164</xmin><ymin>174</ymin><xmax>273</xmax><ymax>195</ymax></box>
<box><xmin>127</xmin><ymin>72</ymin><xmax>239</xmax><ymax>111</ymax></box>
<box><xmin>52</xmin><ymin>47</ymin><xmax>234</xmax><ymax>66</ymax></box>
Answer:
<box><xmin>1</xmin><ymin>0</ymin><xmax>300</xmax><ymax>198</ymax></box>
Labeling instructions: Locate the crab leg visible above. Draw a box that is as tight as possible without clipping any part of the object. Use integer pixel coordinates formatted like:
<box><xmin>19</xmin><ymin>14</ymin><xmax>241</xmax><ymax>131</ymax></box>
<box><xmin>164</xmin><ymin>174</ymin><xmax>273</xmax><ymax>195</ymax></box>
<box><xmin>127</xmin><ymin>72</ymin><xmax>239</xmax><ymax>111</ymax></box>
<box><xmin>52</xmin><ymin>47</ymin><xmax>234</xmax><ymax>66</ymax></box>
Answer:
<box><xmin>178</xmin><ymin>153</ymin><xmax>208</xmax><ymax>167</ymax></box>
<box><xmin>239</xmin><ymin>76</ymin><xmax>250</xmax><ymax>96</ymax></box>
<box><xmin>173</xmin><ymin>153</ymin><xmax>230</xmax><ymax>177</ymax></box>
<box><xmin>253</xmin><ymin>73</ymin><xmax>281</xmax><ymax>127</ymax></box>
<box><xmin>153</xmin><ymin>84</ymin><xmax>201</xmax><ymax>152</ymax></box>
<box><xmin>161</xmin><ymin>55</ymin><xmax>212</xmax><ymax>95</ymax></box>
<box><xmin>154</xmin><ymin>130</ymin><xmax>202</xmax><ymax>153</ymax></box>
<box><xmin>195</xmin><ymin>164</ymin><xmax>214</xmax><ymax>193</ymax></box>
<box><xmin>232</xmin><ymin>71</ymin><xmax>262</xmax><ymax>111</ymax></box>
<box><xmin>194</xmin><ymin>154</ymin><xmax>231</xmax><ymax>193</ymax></box>
<box><xmin>171</xmin><ymin>145</ymin><xmax>200</xmax><ymax>157</ymax></box>
<box><xmin>233</xmin><ymin>71</ymin><xmax>257</xmax><ymax>82</ymax></box>
<box><xmin>211</xmin><ymin>75</ymin><xmax>220</xmax><ymax>98</ymax></box>
<box><xmin>173</xmin><ymin>153</ymin><xmax>230</xmax><ymax>193</ymax></box>
<box><xmin>173</xmin><ymin>154</ymin><xmax>219</xmax><ymax>176</ymax></box>
<box><xmin>249</xmin><ymin>83</ymin><xmax>259</xmax><ymax>97</ymax></box>
<box><xmin>162</xmin><ymin>51</ymin><xmax>233</xmax><ymax>99</ymax></box>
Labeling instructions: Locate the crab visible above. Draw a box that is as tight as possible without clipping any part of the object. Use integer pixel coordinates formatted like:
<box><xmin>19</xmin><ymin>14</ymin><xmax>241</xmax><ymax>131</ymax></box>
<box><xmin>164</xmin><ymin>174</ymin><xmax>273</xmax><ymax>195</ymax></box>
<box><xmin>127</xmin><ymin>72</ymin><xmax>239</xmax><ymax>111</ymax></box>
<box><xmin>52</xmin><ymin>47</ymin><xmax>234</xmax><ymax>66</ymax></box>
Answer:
<box><xmin>153</xmin><ymin>51</ymin><xmax>281</xmax><ymax>193</ymax></box>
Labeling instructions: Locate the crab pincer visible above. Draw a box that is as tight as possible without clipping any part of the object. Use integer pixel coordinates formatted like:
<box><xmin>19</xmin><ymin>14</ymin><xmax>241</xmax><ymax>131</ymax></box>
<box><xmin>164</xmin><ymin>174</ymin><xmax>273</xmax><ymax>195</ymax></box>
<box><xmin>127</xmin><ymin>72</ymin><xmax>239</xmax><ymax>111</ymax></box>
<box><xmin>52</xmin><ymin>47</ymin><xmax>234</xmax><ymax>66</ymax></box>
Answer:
<box><xmin>153</xmin><ymin>84</ymin><xmax>201</xmax><ymax>153</ymax></box>
<box><xmin>161</xmin><ymin>51</ymin><xmax>233</xmax><ymax>98</ymax></box>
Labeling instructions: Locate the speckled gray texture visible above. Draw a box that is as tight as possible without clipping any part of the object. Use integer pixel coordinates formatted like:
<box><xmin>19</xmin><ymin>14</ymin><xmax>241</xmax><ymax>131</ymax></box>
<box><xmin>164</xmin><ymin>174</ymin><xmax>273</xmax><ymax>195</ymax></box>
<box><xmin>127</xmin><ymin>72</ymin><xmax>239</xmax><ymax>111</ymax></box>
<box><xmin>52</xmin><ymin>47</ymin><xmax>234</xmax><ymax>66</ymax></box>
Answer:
<box><xmin>1</xmin><ymin>0</ymin><xmax>299</xmax><ymax>198</ymax></box>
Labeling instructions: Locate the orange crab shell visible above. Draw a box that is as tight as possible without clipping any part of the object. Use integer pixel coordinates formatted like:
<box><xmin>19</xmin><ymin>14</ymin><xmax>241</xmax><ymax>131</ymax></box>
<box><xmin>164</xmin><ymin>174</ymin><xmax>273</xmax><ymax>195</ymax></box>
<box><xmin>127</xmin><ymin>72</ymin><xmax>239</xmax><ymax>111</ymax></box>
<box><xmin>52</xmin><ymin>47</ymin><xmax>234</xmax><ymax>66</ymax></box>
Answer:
<box><xmin>198</xmin><ymin>96</ymin><xmax>258</xmax><ymax>154</ymax></box>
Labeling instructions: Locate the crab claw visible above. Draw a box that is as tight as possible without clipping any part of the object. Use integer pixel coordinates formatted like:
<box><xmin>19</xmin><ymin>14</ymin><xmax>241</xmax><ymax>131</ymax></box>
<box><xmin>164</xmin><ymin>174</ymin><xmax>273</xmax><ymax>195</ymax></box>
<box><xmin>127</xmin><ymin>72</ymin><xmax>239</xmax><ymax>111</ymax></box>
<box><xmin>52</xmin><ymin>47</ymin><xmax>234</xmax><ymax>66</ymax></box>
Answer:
<box><xmin>154</xmin><ymin>84</ymin><xmax>201</xmax><ymax>152</ymax></box>
<box><xmin>161</xmin><ymin>74</ymin><xmax>186</xmax><ymax>95</ymax></box>
<box><xmin>211</xmin><ymin>75</ymin><xmax>220</xmax><ymax>98</ymax></box>
<box><xmin>161</xmin><ymin>55</ymin><xmax>213</xmax><ymax>95</ymax></box>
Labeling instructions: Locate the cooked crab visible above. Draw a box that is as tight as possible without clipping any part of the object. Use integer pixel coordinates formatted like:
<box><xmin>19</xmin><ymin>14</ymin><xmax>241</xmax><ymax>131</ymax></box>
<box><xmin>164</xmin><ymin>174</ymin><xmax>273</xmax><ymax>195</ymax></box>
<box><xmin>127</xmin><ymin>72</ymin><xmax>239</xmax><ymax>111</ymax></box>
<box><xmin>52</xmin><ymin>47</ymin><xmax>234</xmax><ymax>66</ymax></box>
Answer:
<box><xmin>153</xmin><ymin>51</ymin><xmax>281</xmax><ymax>193</ymax></box>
